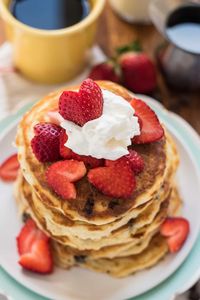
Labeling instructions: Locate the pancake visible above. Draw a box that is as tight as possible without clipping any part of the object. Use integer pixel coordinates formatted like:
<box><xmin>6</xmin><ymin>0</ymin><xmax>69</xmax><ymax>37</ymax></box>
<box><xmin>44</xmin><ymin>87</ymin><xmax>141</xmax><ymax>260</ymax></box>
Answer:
<box><xmin>16</xmin><ymin>81</ymin><xmax>175</xmax><ymax>225</ymax></box>
<box><xmin>14</xmin><ymin>80</ymin><xmax>182</xmax><ymax>277</ymax></box>
<box><xmin>15</xmin><ymin>171</ymin><xmax>173</xmax><ymax>250</ymax></box>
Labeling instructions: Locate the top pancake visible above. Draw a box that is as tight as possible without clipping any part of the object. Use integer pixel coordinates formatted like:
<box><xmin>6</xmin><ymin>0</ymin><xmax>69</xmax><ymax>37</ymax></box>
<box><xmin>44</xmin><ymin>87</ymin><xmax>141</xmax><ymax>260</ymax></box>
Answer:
<box><xmin>16</xmin><ymin>81</ymin><xmax>170</xmax><ymax>225</ymax></box>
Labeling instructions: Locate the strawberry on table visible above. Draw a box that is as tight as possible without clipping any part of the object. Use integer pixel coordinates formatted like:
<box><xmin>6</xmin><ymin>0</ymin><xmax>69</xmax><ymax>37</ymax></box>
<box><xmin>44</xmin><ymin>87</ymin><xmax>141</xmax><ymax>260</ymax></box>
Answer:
<box><xmin>46</xmin><ymin>160</ymin><xmax>87</xmax><ymax>200</ymax></box>
<box><xmin>106</xmin><ymin>149</ymin><xmax>144</xmax><ymax>175</ymax></box>
<box><xmin>88</xmin><ymin>161</ymin><xmax>136</xmax><ymax>198</ymax></box>
<box><xmin>130</xmin><ymin>98</ymin><xmax>164</xmax><ymax>144</ymax></box>
<box><xmin>160</xmin><ymin>217</ymin><xmax>190</xmax><ymax>253</ymax></box>
<box><xmin>59</xmin><ymin>78</ymin><xmax>103</xmax><ymax>126</ymax></box>
<box><xmin>0</xmin><ymin>153</ymin><xmax>19</xmax><ymax>182</ymax></box>
<box><xmin>17</xmin><ymin>219</ymin><xmax>53</xmax><ymax>274</ymax></box>
<box><xmin>31</xmin><ymin>122</ymin><xmax>62</xmax><ymax>162</ymax></box>
<box><xmin>89</xmin><ymin>61</ymin><xmax>120</xmax><ymax>83</ymax></box>
<box><xmin>117</xmin><ymin>41</ymin><xmax>157</xmax><ymax>94</ymax></box>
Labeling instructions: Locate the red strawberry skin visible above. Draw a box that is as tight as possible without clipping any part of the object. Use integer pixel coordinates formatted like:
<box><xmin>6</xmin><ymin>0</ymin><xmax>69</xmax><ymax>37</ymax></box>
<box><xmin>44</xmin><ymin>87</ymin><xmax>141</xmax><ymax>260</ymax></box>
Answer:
<box><xmin>31</xmin><ymin>123</ymin><xmax>62</xmax><ymax>162</ymax></box>
<box><xmin>19</xmin><ymin>239</ymin><xmax>53</xmax><ymax>274</ymax></box>
<box><xmin>119</xmin><ymin>52</ymin><xmax>157</xmax><ymax>93</ymax></box>
<box><xmin>106</xmin><ymin>150</ymin><xmax>144</xmax><ymax>175</ymax></box>
<box><xmin>88</xmin><ymin>161</ymin><xmax>136</xmax><ymax>198</ymax></box>
<box><xmin>130</xmin><ymin>98</ymin><xmax>164</xmax><ymax>144</ymax></box>
<box><xmin>89</xmin><ymin>62</ymin><xmax>120</xmax><ymax>83</ymax></box>
<box><xmin>160</xmin><ymin>217</ymin><xmax>190</xmax><ymax>253</ymax></box>
<box><xmin>59</xmin><ymin>78</ymin><xmax>103</xmax><ymax>126</ymax></box>
<box><xmin>0</xmin><ymin>154</ymin><xmax>20</xmax><ymax>182</ymax></box>
<box><xmin>59</xmin><ymin>129</ymin><xmax>73</xmax><ymax>159</ymax></box>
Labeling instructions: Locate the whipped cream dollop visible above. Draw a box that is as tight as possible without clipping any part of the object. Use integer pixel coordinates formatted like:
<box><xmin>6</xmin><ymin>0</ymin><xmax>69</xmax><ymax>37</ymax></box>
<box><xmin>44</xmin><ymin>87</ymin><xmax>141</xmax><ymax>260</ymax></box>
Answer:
<box><xmin>60</xmin><ymin>90</ymin><xmax>140</xmax><ymax>160</ymax></box>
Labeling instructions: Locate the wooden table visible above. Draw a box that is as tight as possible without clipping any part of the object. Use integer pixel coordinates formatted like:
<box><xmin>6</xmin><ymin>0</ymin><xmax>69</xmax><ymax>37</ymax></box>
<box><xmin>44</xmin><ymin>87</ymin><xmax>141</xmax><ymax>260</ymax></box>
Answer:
<box><xmin>97</xmin><ymin>2</ymin><xmax>200</xmax><ymax>134</ymax></box>
<box><xmin>0</xmin><ymin>2</ymin><xmax>199</xmax><ymax>133</ymax></box>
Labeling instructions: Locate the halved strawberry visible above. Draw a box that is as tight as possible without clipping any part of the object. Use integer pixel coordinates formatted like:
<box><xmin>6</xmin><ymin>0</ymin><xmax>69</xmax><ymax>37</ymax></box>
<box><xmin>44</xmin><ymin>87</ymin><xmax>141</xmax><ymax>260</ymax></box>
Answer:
<box><xmin>31</xmin><ymin>123</ymin><xmax>62</xmax><ymax>162</ymax></box>
<box><xmin>46</xmin><ymin>160</ymin><xmax>86</xmax><ymax>199</ymax></box>
<box><xmin>17</xmin><ymin>219</ymin><xmax>52</xmax><ymax>274</ymax></box>
<box><xmin>59</xmin><ymin>78</ymin><xmax>103</xmax><ymax>126</ymax></box>
<box><xmin>106</xmin><ymin>150</ymin><xmax>144</xmax><ymax>175</ymax></box>
<box><xmin>0</xmin><ymin>154</ymin><xmax>20</xmax><ymax>182</ymax></box>
<box><xmin>17</xmin><ymin>219</ymin><xmax>48</xmax><ymax>256</ymax></box>
<box><xmin>88</xmin><ymin>161</ymin><xmax>136</xmax><ymax>198</ymax></box>
<box><xmin>19</xmin><ymin>239</ymin><xmax>53</xmax><ymax>274</ymax></box>
<box><xmin>59</xmin><ymin>129</ymin><xmax>73</xmax><ymax>159</ymax></box>
<box><xmin>130</xmin><ymin>98</ymin><xmax>164</xmax><ymax>144</ymax></box>
<box><xmin>160</xmin><ymin>217</ymin><xmax>190</xmax><ymax>253</ymax></box>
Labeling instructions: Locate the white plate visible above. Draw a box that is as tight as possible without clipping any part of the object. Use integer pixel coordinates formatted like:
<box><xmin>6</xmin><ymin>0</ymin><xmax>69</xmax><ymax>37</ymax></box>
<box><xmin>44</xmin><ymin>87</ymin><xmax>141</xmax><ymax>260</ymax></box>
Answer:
<box><xmin>0</xmin><ymin>98</ymin><xmax>200</xmax><ymax>300</ymax></box>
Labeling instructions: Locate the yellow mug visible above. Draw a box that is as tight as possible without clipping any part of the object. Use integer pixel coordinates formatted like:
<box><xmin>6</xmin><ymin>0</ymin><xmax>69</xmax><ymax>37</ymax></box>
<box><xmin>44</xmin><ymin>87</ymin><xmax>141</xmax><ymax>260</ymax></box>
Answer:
<box><xmin>0</xmin><ymin>0</ymin><xmax>105</xmax><ymax>84</ymax></box>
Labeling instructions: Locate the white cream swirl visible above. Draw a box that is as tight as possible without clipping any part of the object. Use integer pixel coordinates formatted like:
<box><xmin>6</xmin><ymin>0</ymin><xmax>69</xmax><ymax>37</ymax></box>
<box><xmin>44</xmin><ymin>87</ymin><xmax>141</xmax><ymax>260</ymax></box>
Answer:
<box><xmin>60</xmin><ymin>90</ymin><xmax>140</xmax><ymax>160</ymax></box>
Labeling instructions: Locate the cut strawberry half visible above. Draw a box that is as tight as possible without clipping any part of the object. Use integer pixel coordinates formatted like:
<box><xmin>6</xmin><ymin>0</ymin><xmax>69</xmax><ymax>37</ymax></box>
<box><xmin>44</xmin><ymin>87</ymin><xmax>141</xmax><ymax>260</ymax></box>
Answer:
<box><xmin>31</xmin><ymin>123</ymin><xmax>62</xmax><ymax>162</ymax></box>
<box><xmin>59</xmin><ymin>78</ymin><xmax>103</xmax><ymax>126</ymax></box>
<box><xmin>19</xmin><ymin>239</ymin><xmax>53</xmax><ymax>274</ymax></box>
<box><xmin>106</xmin><ymin>150</ymin><xmax>144</xmax><ymax>175</ymax></box>
<box><xmin>88</xmin><ymin>161</ymin><xmax>136</xmax><ymax>198</ymax></box>
<box><xmin>17</xmin><ymin>219</ymin><xmax>53</xmax><ymax>274</ymax></box>
<box><xmin>130</xmin><ymin>98</ymin><xmax>164</xmax><ymax>144</ymax></box>
<box><xmin>46</xmin><ymin>160</ymin><xmax>86</xmax><ymax>200</ymax></box>
<box><xmin>160</xmin><ymin>217</ymin><xmax>190</xmax><ymax>253</ymax></box>
<box><xmin>0</xmin><ymin>154</ymin><xmax>20</xmax><ymax>182</ymax></box>
<box><xmin>17</xmin><ymin>219</ymin><xmax>48</xmax><ymax>256</ymax></box>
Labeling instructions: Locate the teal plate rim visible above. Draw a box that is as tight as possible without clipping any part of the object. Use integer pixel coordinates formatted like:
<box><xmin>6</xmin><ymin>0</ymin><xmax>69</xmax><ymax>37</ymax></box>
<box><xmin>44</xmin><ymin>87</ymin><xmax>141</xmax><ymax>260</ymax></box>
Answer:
<box><xmin>0</xmin><ymin>98</ymin><xmax>200</xmax><ymax>300</ymax></box>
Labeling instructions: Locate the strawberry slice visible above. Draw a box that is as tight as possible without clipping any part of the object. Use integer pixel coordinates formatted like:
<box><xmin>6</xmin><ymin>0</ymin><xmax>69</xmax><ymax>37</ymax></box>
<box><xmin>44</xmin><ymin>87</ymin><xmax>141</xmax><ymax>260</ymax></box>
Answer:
<box><xmin>31</xmin><ymin>123</ymin><xmax>62</xmax><ymax>162</ymax></box>
<box><xmin>46</xmin><ymin>160</ymin><xmax>87</xmax><ymax>199</ymax></box>
<box><xmin>0</xmin><ymin>154</ymin><xmax>19</xmax><ymax>182</ymax></box>
<box><xmin>17</xmin><ymin>219</ymin><xmax>48</xmax><ymax>255</ymax></box>
<box><xmin>106</xmin><ymin>150</ymin><xmax>144</xmax><ymax>175</ymax></box>
<box><xmin>59</xmin><ymin>129</ymin><xmax>73</xmax><ymax>159</ymax></box>
<box><xmin>130</xmin><ymin>98</ymin><xmax>164</xmax><ymax>144</ymax></box>
<box><xmin>88</xmin><ymin>161</ymin><xmax>136</xmax><ymax>198</ymax></box>
<box><xmin>19</xmin><ymin>239</ymin><xmax>53</xmax><ymax>274</ymax></box>
<box><xmin>59</xmin><ymin>78</ymin><xmax>103</xmax><ymax>126</ymax></box>
<box><xmin>17</xmin><ymin>219</ymin><xmax>52</xmax><ymax>274</ymax></box>
<box><xmin>160</xmin><ymin>217</ymin><xmax>190</xmax><ymax>253</ymax></box>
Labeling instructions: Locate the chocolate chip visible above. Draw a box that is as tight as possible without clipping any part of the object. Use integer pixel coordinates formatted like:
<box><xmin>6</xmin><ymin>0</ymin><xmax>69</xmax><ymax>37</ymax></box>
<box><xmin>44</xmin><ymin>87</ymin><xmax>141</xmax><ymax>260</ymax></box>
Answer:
<box><xmin>109</xmin><ymin>199</ymin><xmax>119</xmax><ymax>210</ymax></box>
<box><xmin>22</xmin><ymin>212</ymin><xmax>30</xmax><ymax>223</ymax></box>
<box><xmin>74</xmin><ymin>255</ymin><xmax>86</xmax><ymax>263</ymax></box>
<box><xmin>84</xmin><ymin>198</ymin><xmax>94</xmax><ymax>216</ymax></box>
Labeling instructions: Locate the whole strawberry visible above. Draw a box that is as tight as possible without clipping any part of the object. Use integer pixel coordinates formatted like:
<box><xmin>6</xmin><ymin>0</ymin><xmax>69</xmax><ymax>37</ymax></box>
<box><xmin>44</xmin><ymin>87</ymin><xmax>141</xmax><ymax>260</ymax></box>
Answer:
<box><xmin>31</xmin><ymin>123</ymin><xmax>62</xmax><ymax>162</ymax></box>
<box><xmin>118</xmin><ymin>42</ymin><xmax>157</xmax><ymax>94</ymax></box>
<box><xmin>89</xmin><ymin>62</ymin><xmax>120</xmax><ymax>83</ymax></box>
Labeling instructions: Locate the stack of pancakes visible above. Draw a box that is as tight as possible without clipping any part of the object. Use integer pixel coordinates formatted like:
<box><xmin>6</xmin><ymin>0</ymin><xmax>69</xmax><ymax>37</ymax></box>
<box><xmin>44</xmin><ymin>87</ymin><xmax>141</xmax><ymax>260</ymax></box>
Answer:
<box><xmin>15</xmin><ymin>81</ymin><xmax>181</xmax><ymax>277</ymax></box>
